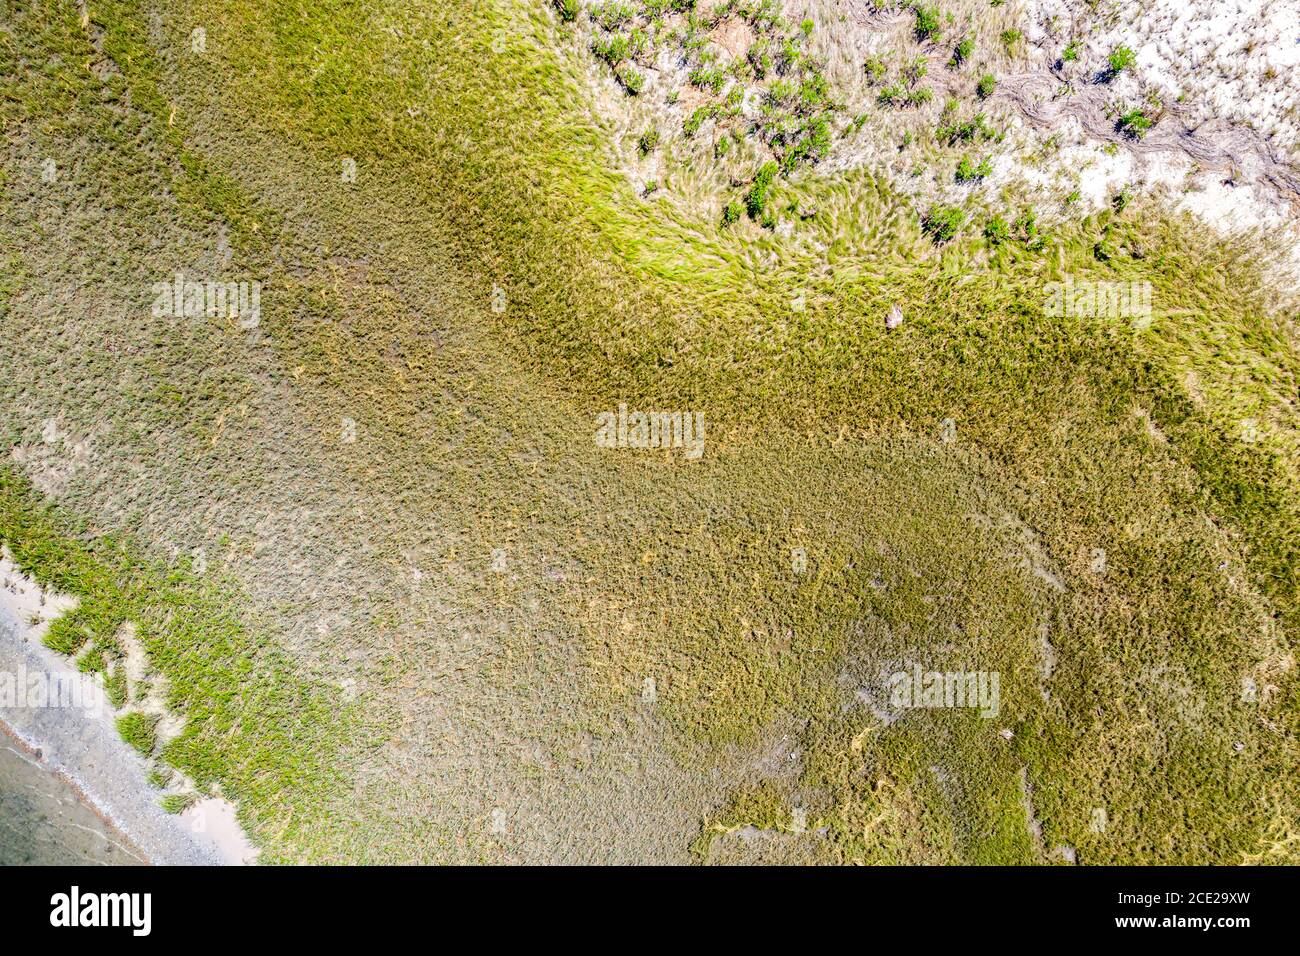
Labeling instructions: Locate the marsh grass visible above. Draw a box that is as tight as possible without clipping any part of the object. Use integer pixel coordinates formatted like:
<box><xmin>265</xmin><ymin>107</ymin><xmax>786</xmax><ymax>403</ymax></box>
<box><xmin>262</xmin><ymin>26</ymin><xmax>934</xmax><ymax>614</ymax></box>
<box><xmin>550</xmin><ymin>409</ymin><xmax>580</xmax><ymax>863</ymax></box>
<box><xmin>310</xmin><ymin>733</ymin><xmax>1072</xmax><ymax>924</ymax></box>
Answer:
<box><xmin>0</xmin><ymin>0</ymin><xmax>1295</xmax><ymax>863</ymax></box>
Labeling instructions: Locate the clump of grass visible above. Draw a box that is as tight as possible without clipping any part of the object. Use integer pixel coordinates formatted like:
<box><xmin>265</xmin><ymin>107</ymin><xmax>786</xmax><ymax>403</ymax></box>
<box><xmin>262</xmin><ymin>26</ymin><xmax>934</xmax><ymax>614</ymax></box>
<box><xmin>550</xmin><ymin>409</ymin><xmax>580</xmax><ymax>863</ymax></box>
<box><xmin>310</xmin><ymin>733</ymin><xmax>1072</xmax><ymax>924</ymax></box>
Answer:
<box><xmin>1061</xmin><ymin>41</ymin><xmax>1078</xmax><ymax>63</ymax></box>
<box><xmin>779</xmin><ymin>115</ymin><xmax>831</xmax><ymax>169</ymax></box>
<box><xmin>879</xmin><ymin>56</ymin><xmax>932</xmax><ymax>109</ymax></box>
<box><xmin>745</xmin><ymin>161</ymin><xmax>778</xmax><ymax>221</ymax></box>
<box><xmin>878</xmin><ymin>83</ymin><xmax>906</xmax><ymax>107</ymax></box>
<box><xmin>748</xmin><ymin>37</ymin><xmax>773</xmax><ymax>78</ymax></box>
<box><xmin>616</xmin><ymin>64</ymin><xmax>644</xmax><ymax>94</ymax></box>
<box><xmin>1013</xmin><ymin>206</ymin><xmax>1043</xmax><ymax>248</ymax></box>
<box><xmin>864</xmin><ymin>55</ymin><xmax>887</xmax><ymax>83</ymax></box>
<box><xmin>592</xmin><ymin>1</ymin><xmax>633</xmax><ymax>30</ymax></box>
<box><xmin>105</xmin><ymin>667</ymin><xmax>128</xmax><ymax>709</ymax></box>
<box><xmin>637</xmin><ymin>126</ymin><xmax>659</xmax><ymax>154</ymax></box>
<box><xmin>983</xmin><ymin>214</ymin><xmax>1010</xmax><ymax>244</ymax></box>
<box><xmin>1108</xmin><ymin>45</ymin><xmax>1136</xmax><ymax>76</ymax></box>
<box><xmin>76</xmin><ymin>647</ymin><xmax>105</xmax><ymax>675</ymax></box>
<box><xmin>721</xmin><ymin>200</ymin><xmax>743</xmax><ymax>226</ymax></box>
<box><xmin>1117</xmin><ymin>107</ymin><xmax>1152</xmax><ymax>138</ymax></box>
<box><xmin>1093</xmin><ymin>229</ymin><xmax>1115</xmax><ymax>261</ymax></box>
<box><xmin>1000</xmin><ymin>28</ymin><xmax>1022</xmax><ymax>55</ymax></box>
<box><xmin>683</xmin><ymin>103</ymin><xmax>719</xmax><ymax>135</ymax></box>
<box><xmin>976</xmin><ymin>72</ymin><xmax>996</xmax><ymax>98</ymax></box>
<box><xmin>42</xmin><ymin>620</ymin><xmax>87</xmax><ymax>655</ymax></box>
<box><xmin>593</xmin><ymin>33</ymin><xmax>630</xmax><ymax>64</ymax></box>
<box><xmin>907</xmin><ymin>86</ymin><xmax>933</xmax><ymax>107</ymax></box>
<box><xmin>949</xmin><ymin>37</ymin><xmax>974</xmax><ymax>67</ymax></box>
<box><xmin>937</xmin><ymin>111</ymin><xmax>996</xmax><ymax>145</ymax></box>
<box><xmin>688</xmin><ymin>64</ymin><xmax>727</xmax><ymax>93</ymax></box>
<box><xmin>116</xmin><ymin>711</ymin><xmax>159</xmax><ymax>756</ymax></box>
<box><xmin>922</xmin><ymin>204</ymin><xmax>965</xmax><ymax>242</ymax></box>
<box><xmin>913</xmin><ymin>4</ymin><xmax>942</xmax><ymax>43</ymax></box>
<box><xmin>955</xmin><ymin>155</ymin><xmax>992</xmax><ymax>182</ymax></box>
<box><xmin>554</xmin><ymin>0</ymin><xmax>580</xmax><ymax>22</ymax></box>
<box><xmin>160</xmin><ymin>793</ymin><xmax>196</xmax><ymax>814</ymax></box>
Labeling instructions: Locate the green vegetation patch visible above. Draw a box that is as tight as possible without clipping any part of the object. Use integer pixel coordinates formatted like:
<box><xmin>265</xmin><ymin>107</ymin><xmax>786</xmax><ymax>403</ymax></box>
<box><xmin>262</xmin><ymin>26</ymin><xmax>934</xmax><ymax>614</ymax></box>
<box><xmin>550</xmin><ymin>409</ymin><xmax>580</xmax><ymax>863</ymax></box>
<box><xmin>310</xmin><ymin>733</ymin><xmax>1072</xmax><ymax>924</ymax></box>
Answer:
<box><xmin>0</xmin><ymin>0</ymin><xmax>1295</xmax><ymax>865</ymax></box>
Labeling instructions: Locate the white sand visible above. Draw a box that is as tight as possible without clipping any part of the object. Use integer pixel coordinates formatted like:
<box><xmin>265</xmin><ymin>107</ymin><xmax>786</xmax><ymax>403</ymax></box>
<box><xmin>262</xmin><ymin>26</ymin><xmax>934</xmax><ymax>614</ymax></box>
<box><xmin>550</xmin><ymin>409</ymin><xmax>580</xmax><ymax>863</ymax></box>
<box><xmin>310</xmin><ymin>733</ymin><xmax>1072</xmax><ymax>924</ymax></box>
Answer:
<box><xmin>1033</xmin><ymin>0</ymin><xmax>1300</xmax><ymax>151</ymax></box>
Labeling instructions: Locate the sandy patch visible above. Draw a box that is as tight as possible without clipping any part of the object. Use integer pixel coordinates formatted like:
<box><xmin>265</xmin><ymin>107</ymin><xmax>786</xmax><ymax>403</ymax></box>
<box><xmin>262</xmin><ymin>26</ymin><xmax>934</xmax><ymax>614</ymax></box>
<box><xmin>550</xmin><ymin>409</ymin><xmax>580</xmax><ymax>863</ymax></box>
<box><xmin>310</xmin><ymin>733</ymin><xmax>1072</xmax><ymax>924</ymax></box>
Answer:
<box><xmin>1032</xmin><ymin>0</ymin><xmax>1300</xmax><ymax>151</ymax></box>
<box><xmin>710</xmin><ymin>17</ymin><xmax>756</xmax><ymax>63</ymax></box>
<box><xmin>8</xmin><ymin>418</ymin><xmax>95</xmax><ymax>497</ymax></box>
<box><xmin>1</xmin><ymin>548</ymin><xmax>79</xmax><ymax>637</ymax></box>
<box><xmin>182</xmin><ymin>798</ymin><xmax>261</xmax><ymax>865</ymax></box>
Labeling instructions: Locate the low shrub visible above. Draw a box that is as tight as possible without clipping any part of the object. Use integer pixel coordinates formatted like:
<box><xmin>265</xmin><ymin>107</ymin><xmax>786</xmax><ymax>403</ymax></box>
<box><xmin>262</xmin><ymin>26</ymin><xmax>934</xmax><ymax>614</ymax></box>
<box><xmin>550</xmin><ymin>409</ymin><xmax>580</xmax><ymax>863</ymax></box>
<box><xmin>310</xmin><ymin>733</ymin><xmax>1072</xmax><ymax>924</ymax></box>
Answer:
<box><xmin>1108</xmin><ymin>45</ymin><xmax>1136</xmax><ymax>75</ymax></box>
<box><xmin>922</xmin><ymin>204</ymin><xmax>965</xmax><ymax>242</ymax></box>
<box><xmin>1117</xmin><ymin>107</ymin><xmax>1152</xmax><ymax>138</ymax></box>
<box><xmin>955</xmin><ymin>155</ymin><xmax>992</xmax><ymax>182</ymax></box>
<box><xmin>984</xmin><ymin>215</ymin><xmax>1010</xmax><ymax>244</ymax></box>
<box><xmin>914</xmin><ymin>5</ymin><xmax>941</xmax><ymax>42</ymax></box>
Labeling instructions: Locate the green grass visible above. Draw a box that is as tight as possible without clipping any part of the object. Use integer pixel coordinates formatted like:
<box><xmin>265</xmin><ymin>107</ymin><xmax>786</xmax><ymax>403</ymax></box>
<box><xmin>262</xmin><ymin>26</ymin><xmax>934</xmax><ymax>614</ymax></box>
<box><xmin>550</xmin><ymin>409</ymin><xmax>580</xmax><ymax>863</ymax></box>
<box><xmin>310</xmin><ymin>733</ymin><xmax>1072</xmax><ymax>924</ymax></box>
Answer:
<box><xmin>160</xmin><ymin>793</ymin><xmax>196</xmax><ymax>814</ymax></box>
<box><xmin>1108</xmin><ymin>45</ymin><xmax>1136</xmax><ymax>76</ymax></box>
<box><xmin>0</xmin><ymin>0</ymin><xmax>1295</xmax><ymax>864</ymax></box>
<box><xmin>1118</xmin><ymin>107</ymin><xmax>1153</xmax><ymax>138</ymax></box>
<box><xmin>955</xmin><ymin>155</ymin><xmax>992</xmax><ymax>183</ymax></box>
<box><xmin>116</xmin><ymin>712</ymin><xmax>159</xmax><ymax>756</ymax></box>
<box><xmin>914</xmin><ymin>5</ymin><xmax>942</xmax><ymax>43</ymax></box>
<box><xmin>922</xmin><ymin>204</ymin><xmax>966</xmax><ymax>240</ymax></box>
<box><xmin>949</xmin><ymin>37</ymin><xmax>974</xmax><ymax>67</ymax></box>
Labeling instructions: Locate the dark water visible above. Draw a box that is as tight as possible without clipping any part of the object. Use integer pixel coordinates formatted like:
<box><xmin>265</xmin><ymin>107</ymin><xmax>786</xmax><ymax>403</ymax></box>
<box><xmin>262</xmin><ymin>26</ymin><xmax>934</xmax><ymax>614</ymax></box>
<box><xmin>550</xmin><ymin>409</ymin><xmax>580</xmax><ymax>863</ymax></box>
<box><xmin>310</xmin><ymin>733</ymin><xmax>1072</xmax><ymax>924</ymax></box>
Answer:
<box><xmin>0</xmin><ymin>739</ymin><xmax>144</xmax><ymax>865</ymax></box>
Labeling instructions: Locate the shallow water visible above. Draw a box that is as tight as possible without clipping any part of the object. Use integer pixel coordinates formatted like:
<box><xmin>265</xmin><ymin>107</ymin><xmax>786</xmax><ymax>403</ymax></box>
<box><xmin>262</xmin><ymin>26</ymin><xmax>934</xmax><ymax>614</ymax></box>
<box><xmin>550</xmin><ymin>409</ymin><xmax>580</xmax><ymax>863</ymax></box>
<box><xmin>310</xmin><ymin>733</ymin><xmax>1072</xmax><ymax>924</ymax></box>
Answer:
<box><xmin>0</xmin><ymin>737</ymin><xmax>144</xmax><ymax>866</ymax></box>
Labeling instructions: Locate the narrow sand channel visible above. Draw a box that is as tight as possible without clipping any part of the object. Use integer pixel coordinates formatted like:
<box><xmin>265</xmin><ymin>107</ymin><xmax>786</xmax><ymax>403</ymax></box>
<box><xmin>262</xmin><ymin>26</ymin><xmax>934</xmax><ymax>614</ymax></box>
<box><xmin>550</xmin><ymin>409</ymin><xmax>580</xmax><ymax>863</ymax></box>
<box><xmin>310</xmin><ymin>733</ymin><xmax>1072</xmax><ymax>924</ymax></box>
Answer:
<box><xmin>0</xmin><ymin>553</ymin><xmax>257</xmax><ymax>865</ymax></box>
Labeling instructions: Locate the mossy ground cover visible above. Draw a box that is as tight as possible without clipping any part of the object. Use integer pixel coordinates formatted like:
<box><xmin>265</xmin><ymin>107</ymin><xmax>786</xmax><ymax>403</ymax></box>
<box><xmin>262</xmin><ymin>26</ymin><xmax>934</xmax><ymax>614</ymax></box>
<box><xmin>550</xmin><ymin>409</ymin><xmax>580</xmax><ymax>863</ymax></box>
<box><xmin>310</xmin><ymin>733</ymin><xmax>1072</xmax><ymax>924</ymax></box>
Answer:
<box><xmin>0</xmin><ymin>0</ymin><xmax>1295</xmax><ymax>863</ymax></box>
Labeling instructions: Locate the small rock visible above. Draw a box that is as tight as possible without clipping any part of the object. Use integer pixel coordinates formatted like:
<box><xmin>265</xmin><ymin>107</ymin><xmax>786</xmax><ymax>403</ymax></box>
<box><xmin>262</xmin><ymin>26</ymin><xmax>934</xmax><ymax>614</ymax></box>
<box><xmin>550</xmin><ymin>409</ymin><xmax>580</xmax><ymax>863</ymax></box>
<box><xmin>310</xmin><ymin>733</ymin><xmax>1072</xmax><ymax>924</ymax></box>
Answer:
<box><xmin>886</xmin><ymin>305</ymin><xmax>904</xmax><ymax>330</ymax></box>
<box><xmin>1233</xmin><ymin>742</ymin><xmax>1245</xmax><ymax>753</ymax></box>
<box><xmin>999</xmin><ymin>728</ymin><xmax>1014</xmax><ymax>740</ymax></box>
